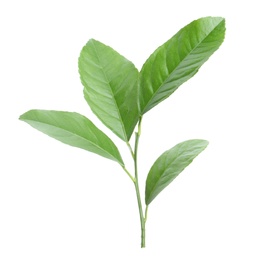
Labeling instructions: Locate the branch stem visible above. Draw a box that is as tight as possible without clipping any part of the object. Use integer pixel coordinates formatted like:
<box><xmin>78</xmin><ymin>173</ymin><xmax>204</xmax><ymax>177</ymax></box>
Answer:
<box><xmin>144</xmin><ymin>205</ymin><xmax>149</xmax><ymax>223</ymax></box>
<box><xmin>122</xmin><ymin>166</ymin><xmax>135</xmax><ymax>183</ymax></box>
<box><xmin>126</xmin><ymin>141</ymin><xmax>134</xmax><ymax>159</ymax></box>
<box><xmin>133</xmin><ymin>116</ymin><xmax>146</xmax><ymax>248</ymax></box>
<box><xmin>124</xmin><ymin>116</ymin><xmax>146</xmax><ymax>247</ymax></box>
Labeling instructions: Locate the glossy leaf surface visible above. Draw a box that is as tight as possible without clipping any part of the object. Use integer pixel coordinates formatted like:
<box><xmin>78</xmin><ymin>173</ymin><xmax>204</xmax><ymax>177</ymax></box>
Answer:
<box><xmin>139</xmin><ymin>17</ymin><xmax>225</xmax><ymax>114</ymax></box>
<box><xmin>19</xmin><ymin>110</ymin><xmax>124</xmax><ymax>165</ymax></box>
<box><xmin>79</xmin><ymin>39</ymin><xmax>139</xmax><ymax>141</ymax></box>
<box><xmin>145</xmin><ymin>139</ymin><xmax>208</xmax><ymax>205</ymax></box>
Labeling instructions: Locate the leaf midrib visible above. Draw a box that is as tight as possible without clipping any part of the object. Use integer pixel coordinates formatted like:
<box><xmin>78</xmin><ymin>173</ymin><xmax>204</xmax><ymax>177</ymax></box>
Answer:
<box><xmin>91</xmin><ymin>40</ymin><xmax>128</xmax><ymax>141</ymax></box>
<box><xmin>22</xmin><ymin>118</ymin><xmax>123</xmax><ymax>165</ymax></box>
<box><xmin>142</xmin><ymin>19</ymin><xmax>223</xmax><ymax>114</ymax></box>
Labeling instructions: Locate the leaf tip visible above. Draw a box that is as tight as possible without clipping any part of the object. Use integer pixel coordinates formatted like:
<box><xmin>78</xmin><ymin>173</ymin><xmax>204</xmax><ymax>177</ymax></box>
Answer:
<box><xmin>198</xmin><ymin>139</ymin><xmax>209</xmax><ymax>150</ymax></box>
<box><xmin>204</xmin><ymin>139</ymin><xmax>209</xmax><ymax>145</ymax></box>
<box><xmin>19</xmin><ymin>110</ymin><xmax>35</xmax><ymax>121</ymax></box>
<box><xmin>19</xmin><ymin>111</ymin><xmax>27</xmax><ymax>121</ymax></box>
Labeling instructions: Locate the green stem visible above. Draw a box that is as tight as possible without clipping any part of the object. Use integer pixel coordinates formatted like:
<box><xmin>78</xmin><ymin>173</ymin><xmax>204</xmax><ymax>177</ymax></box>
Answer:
<box><xmin>122</xmin><ymin>166</ymin><xmax>135</xmax><ymax>183</ymax></box>
<box><xmin>126</xmin><ymin>141</ymin><xmax>135</xmax><ymax>159</ymax></box>
<box><xmin>133</xmin><ymin>116</ymin><xmax>146</xmax><ymax>248</ymax></box>
<box><xmin>144</xmin><ymin>205</ymin><xmax>149</xmax><ymax>223</ymax></box>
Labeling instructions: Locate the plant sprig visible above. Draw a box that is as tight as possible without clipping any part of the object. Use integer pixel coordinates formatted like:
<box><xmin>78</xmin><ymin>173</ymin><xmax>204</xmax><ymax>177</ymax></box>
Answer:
<box><xmin>19</xmin><ymin>16</ymin><xmax>225</xmax><ymax>248</ymax></box>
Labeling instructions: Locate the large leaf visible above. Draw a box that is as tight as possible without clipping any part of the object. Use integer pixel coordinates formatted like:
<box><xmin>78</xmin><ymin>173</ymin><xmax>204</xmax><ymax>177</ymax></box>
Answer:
<box><xmin>139</xmin><ymin>17</ymin><xmax>225</xmax><ymax>114</ymax></box>
<box><xmin>145</xmin><ymin>139</ymin><xmax>208</xmax><ymax>205</ymax></box>
<box><xmin>19</xmin><ymin>110</ymin><xmax>124</xmax><ymax>165</ymax></box>
<box><xmin>79</xmin><ymin>39</ymin><xmax>139</xmax><ymax>141</ymax></box>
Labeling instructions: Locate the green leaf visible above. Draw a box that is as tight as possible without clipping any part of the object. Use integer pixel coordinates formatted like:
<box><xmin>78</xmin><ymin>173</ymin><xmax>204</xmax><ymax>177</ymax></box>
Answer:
<box><xmin>145</xmin><ymin>139</ymin><xmax>208</xmax><ymax>205</ymax></box>
<box><xmin>19</xmin><ymin>110</ymin><xmax>124</xmax><ymax>165</ymax></box>
<box><xmin>139</xmin><ymin>17</ymin><xmax>225</xmax><ymax>114</ymax></box>
<box><xmin>78</xmin><ymin>39</ymin><xmax>139</xmax><ymax>141</ymax></box>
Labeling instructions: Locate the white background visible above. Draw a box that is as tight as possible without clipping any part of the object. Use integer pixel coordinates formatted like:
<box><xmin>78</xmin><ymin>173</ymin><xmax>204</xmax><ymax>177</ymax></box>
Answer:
<box><xmin>1</xmin><ymin>0</ymin><xmax>261</xmax><ymax>259</ymax></box>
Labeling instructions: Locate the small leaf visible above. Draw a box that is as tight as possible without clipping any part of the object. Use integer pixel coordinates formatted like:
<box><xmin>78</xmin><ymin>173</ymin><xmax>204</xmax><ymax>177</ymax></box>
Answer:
<box><xmin>19</xmin><ymin>110</ymin><xmax>124</xmax><ymax>165</ymax></box>
<box><xmin>139</xmin><ymin>17</ymin><xmax>225</xmax><ymax>114</ymax></box>
<box><xmin>79</xmin><ymin>39</ymin><xmax>139</xmax><ymax>141</ymax></box>
<box><xmin>145</xmin><ymin>139</ymin><xmax>208</xmax><ymax>205</ymax></box>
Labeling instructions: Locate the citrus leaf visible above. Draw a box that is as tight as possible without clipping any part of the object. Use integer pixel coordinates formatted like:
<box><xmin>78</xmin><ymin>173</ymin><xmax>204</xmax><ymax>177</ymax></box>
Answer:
<box><xmin>79</xmin><ymin>39</ymin><xmax>139</xmax><ymax>141</ymax></box>
<box><xmin>145</xmin><ymin>139</ymin><xmax>208</xmax><ymax>205</ymax></box>
<box><xmin>139</xmin><ymin>17</ymin><xmax>225</xmax><ymax>114</ymax></box>
<box><xmin>19</xmin><ymin>110</ymin><xmax>124</xmax><ymax>165</ymax></box>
